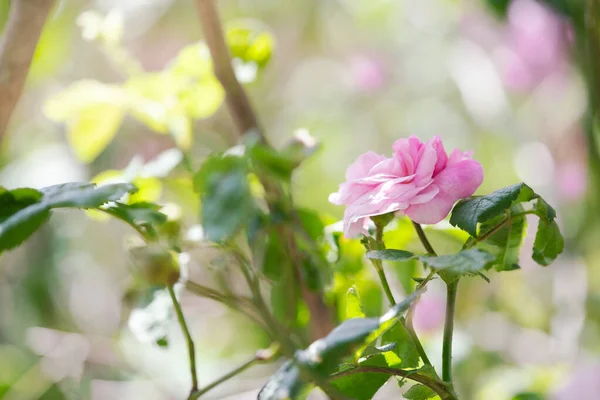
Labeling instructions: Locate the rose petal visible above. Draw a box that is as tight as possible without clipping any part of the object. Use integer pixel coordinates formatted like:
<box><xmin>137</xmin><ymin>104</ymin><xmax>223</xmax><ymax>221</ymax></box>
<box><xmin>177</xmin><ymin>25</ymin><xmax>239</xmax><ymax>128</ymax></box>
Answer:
<box><xmin>404</xmin><ymin>159</ymin><xmax>483</xmax><ymax>224</ymax></box>
<box><xmin>345</xmin><ymin>151</ymin><xmax>387</xmax><ymax>181</ymax></box>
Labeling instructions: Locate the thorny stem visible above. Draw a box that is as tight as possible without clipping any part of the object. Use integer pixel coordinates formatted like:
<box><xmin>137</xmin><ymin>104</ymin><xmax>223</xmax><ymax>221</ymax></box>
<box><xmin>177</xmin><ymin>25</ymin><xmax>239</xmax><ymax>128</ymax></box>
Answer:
<box><xmin>330</xmin><ymin>366</ymin><xmax>457</xmax><ymax>400</ymax></box>
<box><xmin>442</xmin><ymin>280</ymin><xmax>458</xmax><ymax>384</ymax></box>
<box><xmin>167</xmin><ymin>285</ymin><xmax>199</xmax><ymax>396</ymax></box>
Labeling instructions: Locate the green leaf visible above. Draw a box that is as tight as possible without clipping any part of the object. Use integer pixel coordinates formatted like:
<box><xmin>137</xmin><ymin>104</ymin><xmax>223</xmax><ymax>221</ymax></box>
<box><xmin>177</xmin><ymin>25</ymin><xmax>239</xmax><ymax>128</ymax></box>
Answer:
<box><xmin>532</xmin><ymin>219</ymin><xmax>564</xmax><ymax>266</ymax></box>
<box><xmin>381</xmin><ymin>320</ymin><xmax>421</xmax><ymax>368</ymax></box>
<box><xmin>226</xmin><ymin>24</ymin><xmax>275</xmax><ymax>67</ymax></box>
<box><xmin>367</xmin><ymin>249</ymin><xmax>415</xmax><ymax>261</ymax></box>
<box><xmin>194</xmin><ymin>154</ymin><xmax>254</xmax><ymax>242</ymax></box>
<box><xmin>0</xmin><ymin>183</ymin><xmax>136</xmax><ymax>253</ymax></box>
<box><xmin>67</xmin><ymin>103</ymin><xmax>124</xmax><ymax>163</ymax></box>
<box><xmin>178</xmin><ymin>78</ymin><xmax>224</xmax><ymax>119</ymax></box>
<box><xmin>346</xmin><ymin>287</ymin><xmax>366</xmax><ymax>319</ymax></box>
<box><xmin>100</xmin><ymin>202</ymin><xmax>167</xmax><ymax>240</ymax></box>
<box><xmin>0</xmin><ymin>188</ymin><xmax>43</xmax><ymax>221</ymax></box>
<box><xmin>450</xmin><ymin>183</ymin><xmax>534</xmax><ymax>237</ymax></box>
<box><xmin>331</xmin><ymin>354</ymin><xmax>390</xmax><ymax>400</ymax></box>
<box><xmin>249</xmin><ymin>141</ymin><xmax>298</xmax><ymax>180</ymax></box>
<box><xmin>257</xmin><ymin>360</ymin><xmax>305</xmax><ymax>400</ymax></box>
<box><xmin>262</xmin><ymin>230</ymin><xmax>286</xmax><ymax>281</ymax></box>
<box><xmin>403</xmin><ymin>383</ymin><xmax>437</xmax><ymax>400</ymax></box>
<box><xmin>419</xmin><ymin>249</ymin><xmax>496</xmax><ymax>283</ymax></box>
<box><xmin>43</xmin><ymin>80</ymin><xmax>127</xmax><ymax>163</ymax></box>
<box><xmin>40</xmin><ymin>182</ymin><xmax>135</xmax><ymax>208</ymax></box>
<box><xmin>478</xmin><ymin>214</ymin><xmax>527</xmax><ymax>272</ymax></box>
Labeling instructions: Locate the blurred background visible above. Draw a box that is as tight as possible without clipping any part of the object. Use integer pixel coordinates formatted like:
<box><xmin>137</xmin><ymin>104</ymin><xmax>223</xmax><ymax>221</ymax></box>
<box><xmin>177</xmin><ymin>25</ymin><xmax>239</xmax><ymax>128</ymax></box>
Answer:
<box><xmin>0</xmin><ymin>0</ymin><xmax>598</xmax><ymax>399</ymax></box>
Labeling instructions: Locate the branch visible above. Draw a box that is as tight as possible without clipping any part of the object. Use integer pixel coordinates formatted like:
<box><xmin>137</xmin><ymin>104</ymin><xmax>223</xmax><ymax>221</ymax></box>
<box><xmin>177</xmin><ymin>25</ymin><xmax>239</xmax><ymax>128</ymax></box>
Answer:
<box><xmin>193</xmin><ymin>0</ymin><xmax>334</xmax><ymax>341</ymax></box>
<box><xmin>0</xmin><ymin>0</ymin><xmax>55</xmax><ymax>137</ymax></box>
<box><xmin>194</xmin><ymin>0</ymin><xmax>262</xmax><ymax>139</ymax></box>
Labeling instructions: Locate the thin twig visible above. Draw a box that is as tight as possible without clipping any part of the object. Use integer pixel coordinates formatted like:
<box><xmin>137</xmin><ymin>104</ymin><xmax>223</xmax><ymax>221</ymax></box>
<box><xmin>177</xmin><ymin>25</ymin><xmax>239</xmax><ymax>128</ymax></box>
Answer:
<box><xmin>189</xmin><ymin>346</ymin><xmax>280</xmax><ymax>399</ymax></box>
<box><xmin>0</xmin><ymin>0</ymin><xmax>55</xmax><ymax>137</ymax></box>
<box><xmin>168</xmin><ymin>285</ymin><xmax>199</xmax><ymax>395</ymax></box>
<box><xmin>194</xmin><ymin>0</ymin><xmax>262</xmax><ymax>138</ymax></box>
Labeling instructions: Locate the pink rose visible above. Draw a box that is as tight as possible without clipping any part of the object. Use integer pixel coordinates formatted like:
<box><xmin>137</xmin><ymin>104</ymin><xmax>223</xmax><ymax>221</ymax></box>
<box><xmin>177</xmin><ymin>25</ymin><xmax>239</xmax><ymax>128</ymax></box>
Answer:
<box><xmin>329</xmin><ymin>136</ymin><xmax>483</xmax><ymax>238</ymax></box>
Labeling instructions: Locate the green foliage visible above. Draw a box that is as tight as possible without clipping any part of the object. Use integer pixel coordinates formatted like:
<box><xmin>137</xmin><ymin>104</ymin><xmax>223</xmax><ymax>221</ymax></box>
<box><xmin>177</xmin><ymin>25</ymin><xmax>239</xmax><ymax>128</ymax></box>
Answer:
<box><xmin>258</xmin><ymin>291</ymin><xmax>421</xmax><ymax>399</ymax></box>
<box><xmin>450</xmin><ymin>182</ymin><xmax>564</xmax><ymax>269</ymax></box>
<box><xmin>403</xmin><ymin>384</ymin><xmax>438</xmax><ymax>400</ymax></box>
<box><xmin>101</xmin><ymin>202</ymin><xmax>168</xmax><ymax>240</ymax></box>
<box><xmin>226</xmin><ymin>23</ymin><xmax>275</xmax><ymax>67</ymax></box>
<box><xmin>346</xmin><ymin>287</ymin><xmax>366</xmax><ymax>319</ymax></box>
<box><xmin>450</xmin><ymin>183</ymin><xmax>533</xmax><ymax>237</ymax></box>
<box><xmin>257</xmin><ymin>361</ymin><xmax>304</xmax><ymax>400</ymax></box>
<box><xmin>43</xmin><ymin>80</ymin><xmax>126</xmax><ymax>162</ymax></box>
<box><xmin>0</xmin><ymin>183</ymin><xmax>136</xmax><ymax>253</ymax></box>
<box><xmin>420</xmin><ymin>249</ymin><xmax>495</xmax><ymax>283</ymax></box>
<box><xmin>532</xmin><ymin>219</ymin><xmax>564</xmax><ymax>266</ymax></box>
<box><xmin>478</xmin><ymin>213</ymin><xmax>527</xmax><ymax>271</ymax></box>
<box><xmin>194</xmin><ymin>154</ymin><xmax>254</xmax><ymax>242</ymax></box>
<box><xmin>331</xmin><ymin>354</ymin><xmax>390</xmax><ymax>400</ymax></box>
<box><xmin>367</xmin><ymin>249</ymin><xmax>415</xmax><ymax>261</ymax></box>
<box><xmin>381</xmin><ymin>321</ymin><xmax>421</xmax><ymax>368</ymax></box>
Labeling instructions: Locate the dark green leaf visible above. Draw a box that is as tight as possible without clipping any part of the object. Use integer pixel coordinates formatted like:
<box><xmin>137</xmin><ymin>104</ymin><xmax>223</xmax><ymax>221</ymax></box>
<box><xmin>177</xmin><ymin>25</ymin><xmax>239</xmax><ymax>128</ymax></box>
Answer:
<box><xmin>296</xmin><ymin>208</ymin><xmax>325</xmax><ymax>241</ymax></box>
<box><xmin>41</xmin><ymin>182</ymin><xmax>135</xmax><ymax>208</ymax></box>
<box><xmin>532</xmin><ymin>219</ymin><xmax>564</xmax><ymax>266</ymax></box>
<box><xmin>263</xmin><ymin>231</ymin><xmax>286</xmax><ymax>281</ymax></box>
<box><xmin>0</xmin><ymin>187</ymin><xmax>43</xmax><ymax>222</ymax></box>
<box><xmin>194</xmin><ymin>154</ymin><xmax>254</xmax><ymax>242</ymax></box>
<box><xmin>257</xmin><ymin>360</ymin><xmax>304</xmax><ymax>400</ymax></box>
<box><xmin>101</xmin><ymin>202</ymin><xmax>167</xmax><ymax>240</ymax></box>
<box><xmin>250</xmin><ymin>142</ymin><xmax>297</xmax><ymax>180</ymax></box>
<box><xmin>419</xmin><ymin>249</ymin><xmax>496</xmax><ymax>283</ymax></box>
<box><xmin>450</xmin><ymin>183</ymin><xmax>532</xmax><ymax>237</ymax></box>
<box><xmin>534</xmin><ymin>197</ymin><xmax>556</xmax><ymax>222</ymax></box>
<box><xmin>367</xmin><ymin>249</ymin><xmax>415</xmax><ymax>261</ymax></box>
<box><xmin>0</xmin><ymin>183</ymin><xmax>136</xmax><ymax>253</ymax></box>
<box><xmin>403</xmin><ymin>383</ymin><xmax>437</xmax><ymax>400</ymax></box>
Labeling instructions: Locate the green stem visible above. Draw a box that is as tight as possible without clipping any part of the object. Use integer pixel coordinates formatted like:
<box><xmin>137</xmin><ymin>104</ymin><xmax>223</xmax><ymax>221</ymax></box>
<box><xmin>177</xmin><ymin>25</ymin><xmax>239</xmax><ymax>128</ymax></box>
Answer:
<box><xmin>370</xmin><ymin>224</ymin><xmax>396</xmax><ymax>306</ymax></box>
<box><xmin>412</xmin><ymin>221</ymin><xmax>437</xmax><ymax>256</ymax></box>
<box><xmin>404</xmin><ymin>270</ymin><xmax>437</xmax><ymax>368</ymax></box>
<box><xmin>374</xmin><ymin>260</ymin><xmax>396</xmax><ymax>306</ymax></box>
<box><xmin>442</xmin><ymin>280</ymin><xmax>458</xmax><ymax>383</ymax></box>
<box><xmin>168</xmin><ymin>285</ymin><xmax>199</xmax><ymax>395</ymax></box>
